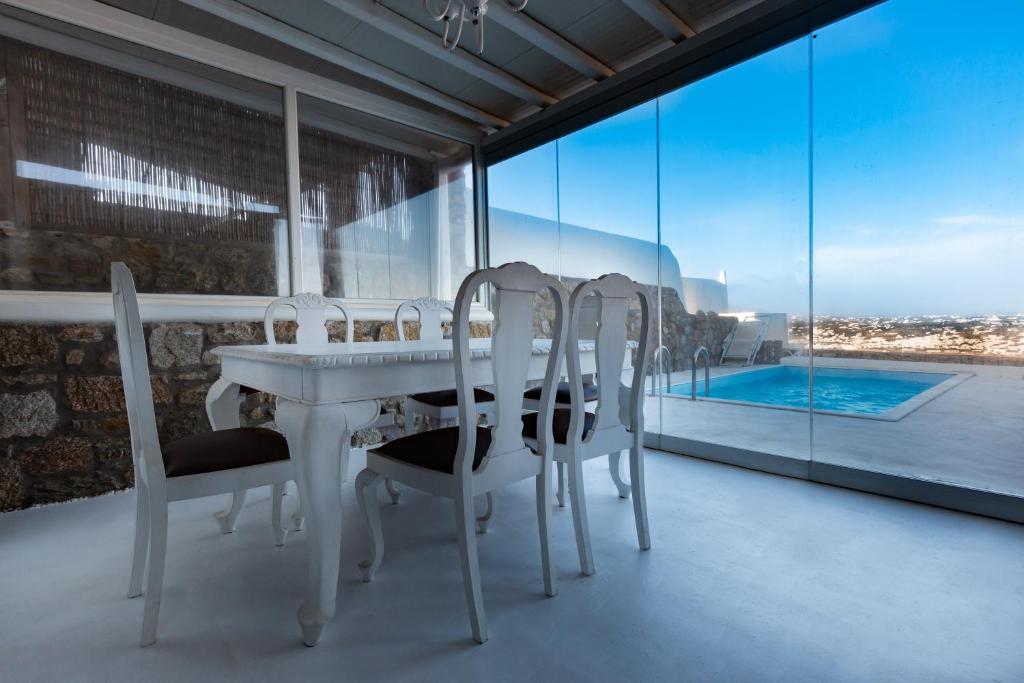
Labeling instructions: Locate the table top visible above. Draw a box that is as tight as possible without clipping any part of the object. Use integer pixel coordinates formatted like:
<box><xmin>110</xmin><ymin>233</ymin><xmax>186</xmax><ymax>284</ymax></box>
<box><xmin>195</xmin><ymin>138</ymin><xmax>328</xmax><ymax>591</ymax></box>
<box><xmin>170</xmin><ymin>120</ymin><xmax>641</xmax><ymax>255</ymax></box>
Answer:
<box><xmin>212</xmin><ymin>337</ymin><xmax>602</xmax><ymax>369</ymax></box>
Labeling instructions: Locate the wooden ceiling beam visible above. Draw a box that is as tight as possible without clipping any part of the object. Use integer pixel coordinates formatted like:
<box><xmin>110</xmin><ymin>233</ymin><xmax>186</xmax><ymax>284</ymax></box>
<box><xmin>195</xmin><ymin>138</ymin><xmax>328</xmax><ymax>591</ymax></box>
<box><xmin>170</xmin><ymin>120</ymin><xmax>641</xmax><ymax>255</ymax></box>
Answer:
<box><xmin>178</xmin><ymin>0</ymin><xmax>509</xmax><ymax>129</ymax></box>
<box><xmin>486</xmin><ymin>2</ymin><xmax>615</xmax><ymax>80</ymax></box>
<box><xmin>321</xmin><ymin>0</ymin><xmax>557</xmax><ymax>107</ymax></box>
<box><xmin>619</xmin><ymin>0</ymin><xmax>697</xmax><ymax>40</ymax></box>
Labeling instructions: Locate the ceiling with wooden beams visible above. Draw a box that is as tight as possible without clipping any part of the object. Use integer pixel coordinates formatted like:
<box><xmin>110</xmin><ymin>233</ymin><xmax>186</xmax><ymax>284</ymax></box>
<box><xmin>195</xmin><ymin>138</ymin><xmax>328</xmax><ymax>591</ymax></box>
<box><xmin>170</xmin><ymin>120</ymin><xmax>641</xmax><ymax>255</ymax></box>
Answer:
<box><xmin>93</xmin><ymin>0</ymin><xmax>766</xmax><ymax>138</ymax></box>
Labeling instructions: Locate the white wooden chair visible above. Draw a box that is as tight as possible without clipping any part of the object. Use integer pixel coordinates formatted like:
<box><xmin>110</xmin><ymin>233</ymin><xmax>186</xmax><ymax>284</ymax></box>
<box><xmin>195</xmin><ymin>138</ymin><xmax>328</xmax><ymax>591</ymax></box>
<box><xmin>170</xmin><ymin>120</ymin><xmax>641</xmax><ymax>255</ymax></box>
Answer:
<box><xmin>354</xmin><ymin>262</ymin><xmax>569</xmax><ymax>644</ymax></box>
<box><xmin>521</xmin><ymin>297</ymin><xmax>616</xmax><ymax>506</ymax></box>
<box><xmin>112</xmin><ymin>263</ymin><xmax>296</xmax><ymax>647</ymax></box>
<box><xmin>386</xmin><ymin>296</ymin><xmax>497</xmax><ymax>505</ymax></box>
<box><xmin>522</xmin><ymin>273</ymin><xmax>653</xmax><ymax>577</ymax></box>
<box><xmin>218</xmin><ymin>292</ymin><xmax>393</xmax><ymax>531</ymax></box>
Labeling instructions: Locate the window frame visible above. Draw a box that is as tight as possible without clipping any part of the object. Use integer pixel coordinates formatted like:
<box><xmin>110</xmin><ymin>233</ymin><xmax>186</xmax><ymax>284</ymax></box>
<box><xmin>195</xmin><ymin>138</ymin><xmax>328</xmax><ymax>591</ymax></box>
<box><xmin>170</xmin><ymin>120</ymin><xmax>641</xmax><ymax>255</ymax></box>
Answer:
<box><xmin>0</xmin><ymin>0</ymin><xmax>487</xmax><ymax>323</ymax></box>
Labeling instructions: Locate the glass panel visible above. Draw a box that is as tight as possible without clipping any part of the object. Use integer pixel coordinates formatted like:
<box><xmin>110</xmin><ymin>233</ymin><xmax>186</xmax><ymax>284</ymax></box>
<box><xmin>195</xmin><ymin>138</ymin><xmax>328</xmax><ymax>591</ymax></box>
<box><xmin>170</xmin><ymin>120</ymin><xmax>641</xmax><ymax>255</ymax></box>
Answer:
<box><xmin>297</xmin><ymin>94</ymin><xmax>475</xmax><ymax>301</ymax></box>
<box><xmin>487</xmin><ymin>107</ymin><xmax>661</xmax><ymax>434</ymax></box>
<box><xmin>656</xmin><ymin>36</ymin><xmax>812</xmax><ymax>463</ymax></box>
<box><xmin>811</xmin><ymin>0</ymin><xmax>1024</xmax><ymax>498</ymax></box>
<box><xmin>0</xmin><ymin>9</ymin><xmax>287</xmax><ymax>295</ymax></box>
<box><xmin>557</xmin><ymin>102</ymin><xmax>660</xmax><ymax>437</ymax></box>
<box><xmin>486</xmin><ymin>141</ymin><xmax>559</xmax><ymax>274</ymax></box>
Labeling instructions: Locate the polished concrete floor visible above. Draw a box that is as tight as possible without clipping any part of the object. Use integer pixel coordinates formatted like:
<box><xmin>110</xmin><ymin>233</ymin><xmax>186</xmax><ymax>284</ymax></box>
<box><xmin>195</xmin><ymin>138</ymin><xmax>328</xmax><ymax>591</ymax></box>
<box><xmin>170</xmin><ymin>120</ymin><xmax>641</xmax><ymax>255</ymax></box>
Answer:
<box><xmin>1</xmin><ymin>448</ymin><xmax>1021</xmax><ymax>682</ymax></box>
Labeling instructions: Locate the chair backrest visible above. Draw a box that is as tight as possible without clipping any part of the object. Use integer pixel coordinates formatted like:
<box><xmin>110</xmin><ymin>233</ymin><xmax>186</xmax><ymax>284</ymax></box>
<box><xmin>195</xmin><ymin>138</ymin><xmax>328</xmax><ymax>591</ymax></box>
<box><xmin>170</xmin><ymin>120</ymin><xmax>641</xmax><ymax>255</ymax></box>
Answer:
<box><xmin>111</xmin><ymin>262</ymin><xmax>165</xmax><ymax>487</ymax></box>
<box><xmin>394</xmin><ymin>297</ymin><xmax>454</xmax><ymax>343</ymax></box>
<box><xmin>566</xmin><ymin>274</ymin><xmax>653</xmax><ymax>443</ymax></box>
<box><xmin>263</xmin><ymin>293</ymin><xmax>355</xmax><ymax>345</ymax></box>
<box><xmin>452</xmin><ymin>262</ymin><xmax>569</xmax><ymax>477</ymax></box>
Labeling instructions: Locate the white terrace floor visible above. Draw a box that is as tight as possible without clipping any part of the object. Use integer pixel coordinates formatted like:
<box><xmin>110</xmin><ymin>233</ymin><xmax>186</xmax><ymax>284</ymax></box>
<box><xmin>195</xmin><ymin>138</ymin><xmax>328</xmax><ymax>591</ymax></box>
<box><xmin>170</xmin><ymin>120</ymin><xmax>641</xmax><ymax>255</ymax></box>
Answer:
<box><xmin>1</xmin><ymin>448</ymin><xmax>1022</xmax><ymax>682</ymax></box>
<box><xmin>648</xmin><ymin>357</ymin><xmax>1024</xmax><ymax>521</ymax></box>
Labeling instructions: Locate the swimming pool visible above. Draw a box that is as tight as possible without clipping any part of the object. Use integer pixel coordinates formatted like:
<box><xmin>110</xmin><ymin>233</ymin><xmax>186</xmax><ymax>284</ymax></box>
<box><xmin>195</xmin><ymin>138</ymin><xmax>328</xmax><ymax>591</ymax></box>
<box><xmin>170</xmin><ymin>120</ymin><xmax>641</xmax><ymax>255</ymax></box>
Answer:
<box><xmin>666</xmin><ymin>365</ymin><xmax>963</xmax><ymax>419</ymax></box>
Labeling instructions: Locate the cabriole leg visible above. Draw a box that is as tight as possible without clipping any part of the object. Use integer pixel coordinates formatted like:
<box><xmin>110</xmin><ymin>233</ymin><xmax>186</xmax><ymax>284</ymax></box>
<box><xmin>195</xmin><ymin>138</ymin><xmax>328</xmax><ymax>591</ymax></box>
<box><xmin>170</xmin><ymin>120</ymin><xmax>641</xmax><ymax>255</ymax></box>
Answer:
<box><xmin>276</xmin><ymin>398</ymin><xmax>378</xmax><ymax>646</ymax></box>
<box><xmin>555</xmin><ymin>461</ymin><xmax>566</xmax><ymax>508</ymax></box>
<box><xmin>608</xmin><ymin>450</ymin><xmax>631</xmax><ymax>499</ymax></box>
<box><xmin>475</xmin><ymin>492</ymin><xmax>495</xmax><ymax>534</ymax></box>
<box><xmin>355</xmin><ymin>469</ymin><xmax>384</xmax><ymax>581</ymax></box>
<box><xmin>568</xmin><ymin>458</ymin><xmax>595</xmax><ymax>576</ymax></box>
<box><xmin>629</xmin><ymin>443</ymin><xmax>651</xmax><ymax>550</ymax></box>
<box><xmin>216</xmin><ymin>490</ymin><xmax>246</xmax><ymax>534</ymax></box>
<box><xmin>536</xmin><ymin>469</ymin><xmax>558</xmax><ymax>596</ymax></box>
<box><xmin>455</xmin><ymin>488</ymin><xmax>488</xmax><ymax>644</ymax></box>
<box><xmin>384</xmin><ymin>479</ymin><xmax>401</xmax><ymax>505</ymax></box>
<box><xmin>272</xmin><ymin>483</ymin><xmax>287</xmax><ymax>547</ymax></box>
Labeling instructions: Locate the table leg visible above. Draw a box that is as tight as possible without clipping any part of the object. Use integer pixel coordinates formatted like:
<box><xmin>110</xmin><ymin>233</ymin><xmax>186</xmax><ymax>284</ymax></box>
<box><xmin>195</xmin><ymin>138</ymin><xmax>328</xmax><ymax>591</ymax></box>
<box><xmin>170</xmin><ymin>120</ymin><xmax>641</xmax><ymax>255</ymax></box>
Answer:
<box><xmin>275</xmin><ymin>398</ymin><xmax>379</xmax><ymax>646</ymax></box>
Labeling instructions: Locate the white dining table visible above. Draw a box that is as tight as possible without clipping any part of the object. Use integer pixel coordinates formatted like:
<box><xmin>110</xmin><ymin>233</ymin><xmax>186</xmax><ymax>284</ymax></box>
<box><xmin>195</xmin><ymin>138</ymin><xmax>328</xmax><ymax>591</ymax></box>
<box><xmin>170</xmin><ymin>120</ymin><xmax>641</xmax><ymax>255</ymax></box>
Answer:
<box><xmin>205</xmin><ymin>337</ymin><xmax>598</xmax><ymax>646</ymax></box>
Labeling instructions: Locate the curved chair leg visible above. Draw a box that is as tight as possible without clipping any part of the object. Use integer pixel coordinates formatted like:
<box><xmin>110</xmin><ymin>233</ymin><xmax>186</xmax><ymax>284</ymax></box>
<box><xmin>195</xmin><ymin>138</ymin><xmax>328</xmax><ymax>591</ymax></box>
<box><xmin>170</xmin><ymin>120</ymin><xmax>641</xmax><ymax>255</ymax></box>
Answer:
<box><xmin>140</xmin><ymin>499</ymin><xmax>168</xmax><ymax>647</ymax></box>
<box><xmin>608</xmin><ymin>450</ymin><xmax>631</xmax><ymax>499</ymax></box>
<box><xmin>629</xmin><ymin>444</ymin><xmax>651</xmax><ymax>550</ymax></box>
<box><xmin>455</xmin><ymin>489</ymin><xmax>488</xmax><ymax>644</ymax></box>
<box><xmin>272</xmin><ymin>483</ymin><xmax>287</xmax><ymax>547</ymax></box>
<box><xmin>475</xmin><ymin>492</ymin><xmax>495</xmax><ymax>534</ymax></box>
<box><xmin>127</xmin><ymin>480</ymin><xmax>149</xmax><ymax>598</ymax></box>
<box><xmin>355</xmin><ymin>469</ymin><xmax>384</xmax><ymax>582</ymax></box>
<box><xmin>292</xmin><ymin>497</ymin><xmax>305</xmax><ymax>532</ymax></box>
<box><xmin>215</xmin><ymin>490</ymin><xmax>246</xmax><ymax>534</ymax></box>
<box><xmin>535</xmin><ymin>472</ymin><xmax>558</xmax><ymax>597</ymax></box>
<box><xmin>567</xmin><ymin>458</ymin><xmax>595</xmax><ymax>576</ymax></box>
<box><xmin>555</xmin><ymin>461</ymin><xmax>566</xmax><ymax>508</ymax></box>
<box><xmin>384</xmin><ymin>479</ymin><xmax>401</xmax><ymax>505</ymax></box>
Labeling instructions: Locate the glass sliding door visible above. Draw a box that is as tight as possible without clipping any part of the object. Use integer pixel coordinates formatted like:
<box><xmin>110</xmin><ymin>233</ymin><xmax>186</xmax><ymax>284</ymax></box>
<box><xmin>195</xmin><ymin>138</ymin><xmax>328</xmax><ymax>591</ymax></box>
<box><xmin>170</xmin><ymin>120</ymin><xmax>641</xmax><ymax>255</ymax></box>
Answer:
<box><xmin>654</xmin><ymin>37</ymin><xmax>812</xmax><ymax>468</ymax></box>
<box><xmin>810</xmin><ymin>0</ymin><xmax>1024</xmax><ymax>502</ymax></box>
<box><xmin>556</xmin><ymin>101</ymin><xmax>661</xmax><ymax>439</ymax></box>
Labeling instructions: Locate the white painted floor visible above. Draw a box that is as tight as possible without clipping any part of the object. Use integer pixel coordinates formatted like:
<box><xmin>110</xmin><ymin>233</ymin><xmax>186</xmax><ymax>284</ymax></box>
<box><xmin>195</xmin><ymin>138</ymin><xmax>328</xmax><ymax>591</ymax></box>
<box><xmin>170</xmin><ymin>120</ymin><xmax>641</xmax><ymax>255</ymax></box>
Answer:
<box><xmin>1</xmin><ymin>449</ymin><xmax>1021</xmax><ymax>682</ymax></box>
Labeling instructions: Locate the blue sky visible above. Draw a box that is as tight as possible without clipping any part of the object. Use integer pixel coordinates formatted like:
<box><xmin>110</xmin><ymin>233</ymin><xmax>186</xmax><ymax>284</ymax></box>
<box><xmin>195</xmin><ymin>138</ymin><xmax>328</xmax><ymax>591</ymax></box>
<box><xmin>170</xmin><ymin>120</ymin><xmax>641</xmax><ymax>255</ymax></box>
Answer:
<box><xmin>488</xmin><ymin>0</ymin><xmax>1024</xmax><ymax>316</ymax></box>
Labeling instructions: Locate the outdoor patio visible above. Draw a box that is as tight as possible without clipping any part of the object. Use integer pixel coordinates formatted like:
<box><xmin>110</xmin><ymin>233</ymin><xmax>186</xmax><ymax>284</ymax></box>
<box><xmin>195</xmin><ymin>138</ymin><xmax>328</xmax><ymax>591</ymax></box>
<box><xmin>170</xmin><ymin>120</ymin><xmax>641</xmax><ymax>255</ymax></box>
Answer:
<box><xmin>648</xmin><ymin>357</ymin><xmax>1024</xmax><ymax>522</ymax></box>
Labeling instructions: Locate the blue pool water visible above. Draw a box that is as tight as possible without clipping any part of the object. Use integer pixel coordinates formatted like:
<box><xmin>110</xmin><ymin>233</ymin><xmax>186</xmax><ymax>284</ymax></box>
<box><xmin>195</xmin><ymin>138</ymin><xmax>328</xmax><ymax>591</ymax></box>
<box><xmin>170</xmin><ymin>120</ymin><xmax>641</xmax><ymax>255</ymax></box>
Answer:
<box><xmin>668</xmin><ymin>366</ymin><xmax>955</xmax><ymax>415</ymax></box>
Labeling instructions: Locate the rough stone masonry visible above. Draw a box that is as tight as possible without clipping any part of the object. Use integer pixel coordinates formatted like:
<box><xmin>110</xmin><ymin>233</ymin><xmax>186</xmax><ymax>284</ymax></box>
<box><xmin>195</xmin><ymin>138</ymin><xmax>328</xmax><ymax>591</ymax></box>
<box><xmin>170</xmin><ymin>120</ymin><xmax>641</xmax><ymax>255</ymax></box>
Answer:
<box><xmin>0</xmin><ymin>319</ymin><xmax>494</xmax><ymax>512</ymax></box>
<box><xmin>0</xmin><ymin>288</ymin><xmax>762</xmax><ymax>512</ymax></box>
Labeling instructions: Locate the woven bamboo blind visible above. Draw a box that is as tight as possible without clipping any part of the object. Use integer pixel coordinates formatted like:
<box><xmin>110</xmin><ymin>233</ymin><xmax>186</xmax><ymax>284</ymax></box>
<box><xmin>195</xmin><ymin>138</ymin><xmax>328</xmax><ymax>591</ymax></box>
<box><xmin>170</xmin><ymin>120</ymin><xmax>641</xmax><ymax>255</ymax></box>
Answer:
<box><xmin>19</xmin><ymin>42</ymin><xmax>287</xmax><ymax>244</ymax></box>
<box><xmin>299</xmin><ymin>124</ymin><xmax>434</xmax><ymax>253</ymax></box>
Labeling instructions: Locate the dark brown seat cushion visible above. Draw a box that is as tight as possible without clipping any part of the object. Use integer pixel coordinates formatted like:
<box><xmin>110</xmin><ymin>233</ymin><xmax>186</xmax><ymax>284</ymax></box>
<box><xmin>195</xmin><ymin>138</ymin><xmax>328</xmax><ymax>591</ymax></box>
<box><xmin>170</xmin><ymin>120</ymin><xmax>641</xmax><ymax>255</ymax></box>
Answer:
<box><xmin>521</xmin><ymin>409</ymin><xmax>596</xmax><ymax>444</ymax></box>
<box><xmin>162</xmin><ymin>427</ymin><xmax>289</xmax><ymax>478</ymax></box>
<box><xmin>372</xmin><ymin>426</ymin><xmax>494</xmax><ymax>474</ymax></box>
<box><xmin>523</xmin><ymin>381</ymin><xmax>599</xmax><ymax>404</ymax></box>
<box><xmin>409</xmin><ymin>387</ymin><xmax>495</xmax><ymax>408</ymax></box>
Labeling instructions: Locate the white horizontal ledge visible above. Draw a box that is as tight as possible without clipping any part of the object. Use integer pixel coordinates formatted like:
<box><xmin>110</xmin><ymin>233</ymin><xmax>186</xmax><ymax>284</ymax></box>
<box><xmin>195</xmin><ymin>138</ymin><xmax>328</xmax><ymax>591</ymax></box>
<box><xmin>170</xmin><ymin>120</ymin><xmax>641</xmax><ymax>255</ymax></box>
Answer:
<box><xmin>0</xmin><ymin>291</ymin><xmax>493</xmax><ymax>325</ymax></box>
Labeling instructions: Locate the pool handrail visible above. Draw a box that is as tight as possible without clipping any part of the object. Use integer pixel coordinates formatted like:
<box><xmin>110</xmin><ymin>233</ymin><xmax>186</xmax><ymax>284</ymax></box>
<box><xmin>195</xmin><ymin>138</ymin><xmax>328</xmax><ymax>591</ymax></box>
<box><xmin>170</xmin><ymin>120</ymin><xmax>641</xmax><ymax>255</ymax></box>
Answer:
<box><xmin>692</xmin><ymin>346</ymin><xmax>711</xmax><ymax>400</ymax></box>
<box><xmin>651</xmin><ymin>345</ymin><xmax>672</xmax><ymax>396</ymax></box>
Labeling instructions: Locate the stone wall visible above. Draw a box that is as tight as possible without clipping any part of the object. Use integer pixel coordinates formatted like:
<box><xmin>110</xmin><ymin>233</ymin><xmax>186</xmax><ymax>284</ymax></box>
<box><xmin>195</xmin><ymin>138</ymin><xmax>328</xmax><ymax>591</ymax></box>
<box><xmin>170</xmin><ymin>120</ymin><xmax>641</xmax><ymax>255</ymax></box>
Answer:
<box><xmin>0</xmin><ymin>319</ymin><xmax>491</xmax><ymax>512</ymax></box>
<box><xmin>0</xmin><ymin>223</ymin><xmax>280</xmax><ymax>295</ymax></box>
<box><xmin>529</xmin><ymin>279</ymin><xmax>748</xmax><ymax>373</ymax></box>
<box><xmin>0</xmin><ymin>283</ymin><xmax>769</xmax><ymax>513</ymax></box>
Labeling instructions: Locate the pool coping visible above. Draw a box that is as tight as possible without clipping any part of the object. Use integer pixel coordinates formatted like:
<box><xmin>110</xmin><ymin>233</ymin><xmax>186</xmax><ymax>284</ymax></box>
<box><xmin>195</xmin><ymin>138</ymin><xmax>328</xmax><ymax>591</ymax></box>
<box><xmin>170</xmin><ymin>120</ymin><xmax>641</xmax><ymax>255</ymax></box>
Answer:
<box><xmin>661</xmin><ymin>364</ymin><xmax>974</xmax><ymax>422</ymax></box>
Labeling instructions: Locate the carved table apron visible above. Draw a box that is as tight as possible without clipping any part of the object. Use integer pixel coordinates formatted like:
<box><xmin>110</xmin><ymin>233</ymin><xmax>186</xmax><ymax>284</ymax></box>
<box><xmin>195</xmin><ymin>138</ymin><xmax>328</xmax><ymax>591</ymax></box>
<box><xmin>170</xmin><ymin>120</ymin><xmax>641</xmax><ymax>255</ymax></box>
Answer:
<box><xmin>206</xmin><ymin>338</ymin><xmax>598</xmax><ymax>646</ymax></box>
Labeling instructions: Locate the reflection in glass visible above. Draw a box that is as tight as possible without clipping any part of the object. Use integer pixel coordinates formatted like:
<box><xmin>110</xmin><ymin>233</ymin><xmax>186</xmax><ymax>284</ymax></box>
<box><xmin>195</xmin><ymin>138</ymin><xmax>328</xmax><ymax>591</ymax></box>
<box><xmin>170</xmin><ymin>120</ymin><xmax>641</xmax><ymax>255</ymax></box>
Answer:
<box><xmin>298</xmin><ymin>94</ymin><xmax>475</xmax><ymax>300</ymax></box>
<box><xmin>1</xmin><ymin>31</ymin><xmax>287</xmax><ymax>295</ymax></box>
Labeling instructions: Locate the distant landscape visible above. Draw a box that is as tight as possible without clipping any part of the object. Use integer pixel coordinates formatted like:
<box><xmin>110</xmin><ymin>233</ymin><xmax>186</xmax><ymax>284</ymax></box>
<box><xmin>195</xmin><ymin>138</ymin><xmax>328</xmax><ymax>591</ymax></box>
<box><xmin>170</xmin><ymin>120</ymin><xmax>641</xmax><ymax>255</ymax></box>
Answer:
<box><xmin>789</xmin><ymin>315</ymin><xmax>1024</xmax><ymax>361</ymax></box>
